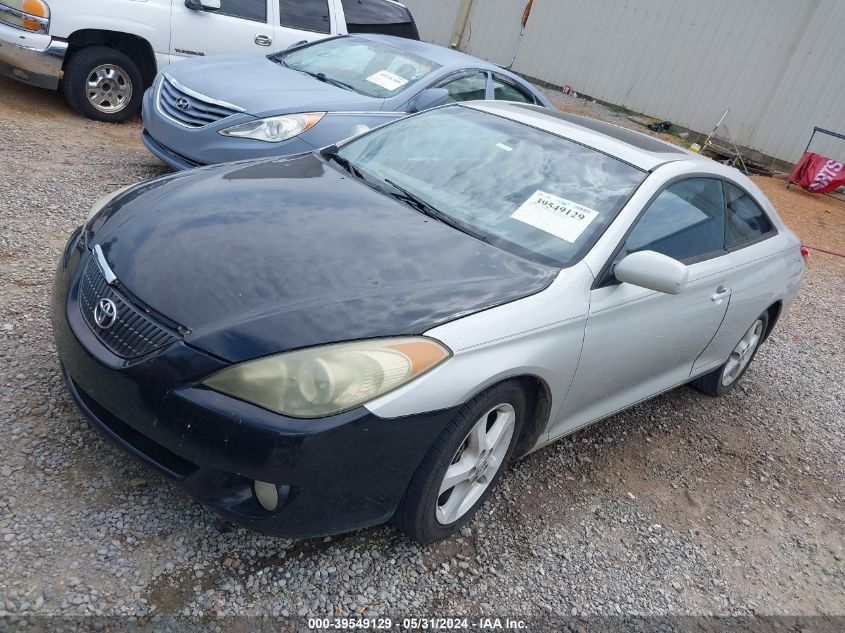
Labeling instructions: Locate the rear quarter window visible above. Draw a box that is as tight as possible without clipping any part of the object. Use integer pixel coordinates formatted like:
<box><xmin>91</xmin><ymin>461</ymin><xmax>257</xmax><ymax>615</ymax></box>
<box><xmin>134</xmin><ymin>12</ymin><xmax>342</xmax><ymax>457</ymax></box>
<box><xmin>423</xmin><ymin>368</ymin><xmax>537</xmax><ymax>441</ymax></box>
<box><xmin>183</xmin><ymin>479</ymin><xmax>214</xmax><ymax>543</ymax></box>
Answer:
<box><xmin>724</xmin><ymin>182</ymin><xmax>775</xmax><ymax>247</ymax></box>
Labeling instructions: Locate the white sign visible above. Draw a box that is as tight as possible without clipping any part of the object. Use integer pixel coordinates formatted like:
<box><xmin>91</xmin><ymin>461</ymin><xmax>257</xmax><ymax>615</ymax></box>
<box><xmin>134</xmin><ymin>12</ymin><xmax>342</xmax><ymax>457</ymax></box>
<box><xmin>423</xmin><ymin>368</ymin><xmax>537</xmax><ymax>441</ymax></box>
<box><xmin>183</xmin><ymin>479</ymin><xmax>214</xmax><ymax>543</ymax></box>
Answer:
<box><xmin>365</xmin><ymin>70</ymin><xmax>408</xmax><ymax>91</ymax></box>
<box><xmin>511</xmin><ymin>190</ymin><xmax>599</xmax><ymax>243</ymax></box>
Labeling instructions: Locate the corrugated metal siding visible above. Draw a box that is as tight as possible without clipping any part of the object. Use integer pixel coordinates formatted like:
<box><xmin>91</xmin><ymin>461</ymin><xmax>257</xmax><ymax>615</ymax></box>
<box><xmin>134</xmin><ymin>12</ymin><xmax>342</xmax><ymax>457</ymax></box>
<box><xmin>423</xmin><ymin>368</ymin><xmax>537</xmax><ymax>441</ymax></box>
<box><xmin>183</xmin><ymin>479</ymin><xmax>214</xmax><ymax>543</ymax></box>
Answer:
<box><xmin>402</xmin><ymin>0</ymin><xmax>463</xmax><ymax>47</ymax></box>
<box><xmin>405</xmin><ymin>0</ymin><xmax>845</xmax><ymax>163</ymax></box>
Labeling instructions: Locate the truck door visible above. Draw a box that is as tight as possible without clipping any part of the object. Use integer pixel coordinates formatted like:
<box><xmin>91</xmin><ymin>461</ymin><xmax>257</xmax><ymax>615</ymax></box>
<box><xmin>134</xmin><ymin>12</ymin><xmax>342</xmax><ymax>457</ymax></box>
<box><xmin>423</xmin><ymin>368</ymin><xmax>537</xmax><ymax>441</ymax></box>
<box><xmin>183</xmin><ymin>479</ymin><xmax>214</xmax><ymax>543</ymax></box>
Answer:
<box><xmin>170</xmin><ymin>0</ymin><xmax>276</xmax><ymax>60</ymax></box>
<box><xmin>276</xmin><ymin>0</ymin><xmax>343</xmax><ymax>51</ymax></box>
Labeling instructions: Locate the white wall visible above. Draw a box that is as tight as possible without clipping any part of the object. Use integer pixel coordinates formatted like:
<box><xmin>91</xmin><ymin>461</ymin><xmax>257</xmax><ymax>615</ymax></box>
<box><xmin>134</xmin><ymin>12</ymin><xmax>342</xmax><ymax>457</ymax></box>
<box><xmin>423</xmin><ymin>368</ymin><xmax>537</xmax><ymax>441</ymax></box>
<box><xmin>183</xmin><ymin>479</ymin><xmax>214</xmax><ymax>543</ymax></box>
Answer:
<box><xmin>405</xmin><ymin>0</ymin><xmax>845</xmax><ymax>164</ymax></box>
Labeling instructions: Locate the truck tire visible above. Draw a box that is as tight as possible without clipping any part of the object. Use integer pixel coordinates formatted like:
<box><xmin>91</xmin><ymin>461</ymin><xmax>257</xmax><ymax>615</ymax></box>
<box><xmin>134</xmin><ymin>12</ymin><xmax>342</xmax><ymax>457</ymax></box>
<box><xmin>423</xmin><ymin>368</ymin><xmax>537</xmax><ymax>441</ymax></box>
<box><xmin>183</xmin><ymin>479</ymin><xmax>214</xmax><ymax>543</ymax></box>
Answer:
<box><xmin>63</xmin><ymin>46</ymin><xmax>143</xmax><ymax>122</ymax></box>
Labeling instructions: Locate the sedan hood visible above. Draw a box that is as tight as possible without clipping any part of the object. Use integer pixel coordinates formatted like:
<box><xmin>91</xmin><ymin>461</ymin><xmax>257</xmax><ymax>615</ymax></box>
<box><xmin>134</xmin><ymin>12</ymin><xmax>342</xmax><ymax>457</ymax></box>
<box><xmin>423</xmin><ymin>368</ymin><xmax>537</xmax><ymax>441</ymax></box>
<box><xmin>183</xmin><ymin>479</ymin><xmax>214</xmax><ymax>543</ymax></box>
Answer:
<box><xmin>165</xmin><ymin>55</ymin><xmax>383</xmax><ymax>116</ymax></box>
<box><xmin>90</xmin><ymin>155</ymin><xmax>556</xmax><ymax>363</ymax></box>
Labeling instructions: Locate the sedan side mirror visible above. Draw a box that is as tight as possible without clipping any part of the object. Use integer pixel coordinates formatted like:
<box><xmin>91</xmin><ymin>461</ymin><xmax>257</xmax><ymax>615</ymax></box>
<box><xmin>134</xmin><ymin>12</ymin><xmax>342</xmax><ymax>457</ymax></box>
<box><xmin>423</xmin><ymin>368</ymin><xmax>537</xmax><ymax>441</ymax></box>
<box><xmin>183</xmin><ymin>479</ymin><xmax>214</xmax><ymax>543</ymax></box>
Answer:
<box><xmin>408</xmin><ymin>88</ymin><xmax>449</xmax><ymax>113</ymax></box>
<box><xmin>614</xmin><ymin>250</ymin><xmax>689</xmax><ymax>295</ymax></box>
<box><xmin>185</xmin><ymin>0</ymin><xmax>221</xmax><ymax>11</ymax></box>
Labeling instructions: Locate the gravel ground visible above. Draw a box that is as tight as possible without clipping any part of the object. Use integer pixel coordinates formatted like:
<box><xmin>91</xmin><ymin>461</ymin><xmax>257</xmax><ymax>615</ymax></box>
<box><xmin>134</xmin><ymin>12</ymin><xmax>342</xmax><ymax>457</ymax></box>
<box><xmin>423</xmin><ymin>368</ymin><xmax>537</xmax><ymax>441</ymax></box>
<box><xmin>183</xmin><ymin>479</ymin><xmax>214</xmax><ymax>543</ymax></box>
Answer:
<box><xmin>1</xmin><ymin>76</ymin><xmax>843</xmax><ymax>627</ymax></box>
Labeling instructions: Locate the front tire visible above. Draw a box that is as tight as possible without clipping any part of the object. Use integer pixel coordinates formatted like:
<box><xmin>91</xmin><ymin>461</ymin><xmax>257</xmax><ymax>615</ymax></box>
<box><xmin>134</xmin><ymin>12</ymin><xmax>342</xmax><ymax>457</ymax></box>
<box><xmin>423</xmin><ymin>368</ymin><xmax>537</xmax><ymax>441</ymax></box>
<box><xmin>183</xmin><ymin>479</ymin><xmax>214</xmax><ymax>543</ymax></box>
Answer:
<box><xmin>396</xmin><ymin>380</ymin><xmax>526</xmax><ymax>544</ymax></box>
<box><xmin>63</xmin><ymin>46</ymin><xmax>143</xmax><ymax>122</ymax></box>
<box><xmin>692</xmin><ymin>311</ymin><xmax>769</xmax><ymax>396</ymax></box>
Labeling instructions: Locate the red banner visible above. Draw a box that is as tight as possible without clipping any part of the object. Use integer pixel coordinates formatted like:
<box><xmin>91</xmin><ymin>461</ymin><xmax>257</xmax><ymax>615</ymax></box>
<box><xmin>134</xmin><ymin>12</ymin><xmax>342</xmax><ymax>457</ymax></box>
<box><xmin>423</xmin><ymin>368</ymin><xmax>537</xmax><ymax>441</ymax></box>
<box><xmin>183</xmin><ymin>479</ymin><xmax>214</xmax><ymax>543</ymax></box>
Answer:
<box><xmin>789</xmin><ymin>151</ymin><xmax>845</xmax><ymax>193</ymax></box>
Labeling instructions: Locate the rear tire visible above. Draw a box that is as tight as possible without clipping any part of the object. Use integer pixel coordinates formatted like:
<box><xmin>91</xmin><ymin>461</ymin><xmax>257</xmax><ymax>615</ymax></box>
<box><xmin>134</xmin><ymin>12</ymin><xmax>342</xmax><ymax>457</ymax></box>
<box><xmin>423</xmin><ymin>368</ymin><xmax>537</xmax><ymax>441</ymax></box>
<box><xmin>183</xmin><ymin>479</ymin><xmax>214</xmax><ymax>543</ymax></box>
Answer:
<box><xmin>63</xmin><ymin>46</ymin><xmax>143</xmax><ymax>122</ymax></box>
<box><xmin>692</xmin><ymin>311</ymin><xmax>768</xmax><ymax>396</ymax></box>
<box><xmin>396</xmin><ymin>380</ymin><xmax>526</xmax><ymax>544</ymax></box>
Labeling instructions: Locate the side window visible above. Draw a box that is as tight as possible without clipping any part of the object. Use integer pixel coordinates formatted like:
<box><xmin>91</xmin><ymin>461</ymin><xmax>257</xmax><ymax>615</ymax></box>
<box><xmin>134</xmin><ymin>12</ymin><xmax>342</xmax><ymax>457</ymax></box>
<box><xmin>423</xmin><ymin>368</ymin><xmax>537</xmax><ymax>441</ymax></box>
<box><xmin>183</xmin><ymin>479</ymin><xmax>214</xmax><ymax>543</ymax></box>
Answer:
<box><xmin>725</xmin><ymin>182</ymin><xmax>774</xmax><ymax>247</ymax></box>
<box><xmin>622</xmin><ymin>178</ymin><xmax>726</xmax><ymax>262</ymax></box>
<box><xmin>218</xmin><ymin>0</ymin><xmax>267</xmax><ymax>22</ymax></box>
<box><xmin>279</xmin><ymin>0</ymin><xmax>330</xmax><ymax>33</ymax></box>
<box><xmin>492</xmin><ymin>76</ymin><xmax>534</xmax><ymax>104</ymax></box>
<box><xmin>438</xmin><ymin>72</ymin><xmax>487</xmax><ymax>103</ymax></box>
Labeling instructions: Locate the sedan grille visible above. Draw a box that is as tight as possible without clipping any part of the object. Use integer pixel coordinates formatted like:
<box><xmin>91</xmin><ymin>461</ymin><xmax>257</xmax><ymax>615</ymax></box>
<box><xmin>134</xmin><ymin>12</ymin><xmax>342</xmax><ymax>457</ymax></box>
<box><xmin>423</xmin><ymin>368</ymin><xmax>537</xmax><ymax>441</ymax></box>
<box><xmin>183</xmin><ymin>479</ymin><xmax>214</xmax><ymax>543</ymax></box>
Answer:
<box><xmin>157</xmin><ymin>74</ymin><xmax>243</xmax><ymax>128</ymax></box>
<box><xmin>79</xmin><ymin>257</ymin><xmax>177</xmax><ymax>359</ymax></box>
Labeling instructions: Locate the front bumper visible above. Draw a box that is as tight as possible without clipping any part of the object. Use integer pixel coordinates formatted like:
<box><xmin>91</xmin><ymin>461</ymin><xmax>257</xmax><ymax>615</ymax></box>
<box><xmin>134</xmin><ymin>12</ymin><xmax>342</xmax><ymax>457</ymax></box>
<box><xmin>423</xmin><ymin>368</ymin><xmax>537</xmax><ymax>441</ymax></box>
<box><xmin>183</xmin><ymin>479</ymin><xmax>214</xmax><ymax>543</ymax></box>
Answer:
<box><xmin>0</xmin><ymin>23</ymin><xmax>66</xmax><ymax>89</ymax></box>
<box><xmin>52</xmin><ymin>231</ymin><xmax>457</xmax><ymax>537</ymax></box>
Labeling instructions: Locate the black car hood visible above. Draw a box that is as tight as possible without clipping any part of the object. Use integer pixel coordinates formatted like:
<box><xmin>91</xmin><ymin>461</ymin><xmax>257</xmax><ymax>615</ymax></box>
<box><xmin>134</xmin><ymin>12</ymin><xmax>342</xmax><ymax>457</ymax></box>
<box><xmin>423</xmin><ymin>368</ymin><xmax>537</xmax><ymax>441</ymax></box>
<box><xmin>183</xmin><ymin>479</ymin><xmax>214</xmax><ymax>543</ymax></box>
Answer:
<box><xmin>91</xmin><ymin>155</ymin><xmax>557</xmax><ymax>363</ymax></box>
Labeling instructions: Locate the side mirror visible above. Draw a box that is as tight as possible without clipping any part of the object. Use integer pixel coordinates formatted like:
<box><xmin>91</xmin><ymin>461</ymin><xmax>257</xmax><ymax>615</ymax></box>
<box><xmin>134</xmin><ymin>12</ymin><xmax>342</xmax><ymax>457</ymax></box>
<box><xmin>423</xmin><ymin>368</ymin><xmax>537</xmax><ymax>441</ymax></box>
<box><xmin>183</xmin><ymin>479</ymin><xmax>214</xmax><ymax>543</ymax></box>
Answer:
<box><xmin>614</xmin><ymin>250</ymin><xmax>689</xmax><ymax>295</ymax></box>
<box><xmin>185</xmin><ymin>0</ymin><xmax>221</xmax><ymax>11</ymax></box>
<box><xmin>408</xmin><ymin>88</ymin><xmax>449</xmax><ymax>113</ymax></box>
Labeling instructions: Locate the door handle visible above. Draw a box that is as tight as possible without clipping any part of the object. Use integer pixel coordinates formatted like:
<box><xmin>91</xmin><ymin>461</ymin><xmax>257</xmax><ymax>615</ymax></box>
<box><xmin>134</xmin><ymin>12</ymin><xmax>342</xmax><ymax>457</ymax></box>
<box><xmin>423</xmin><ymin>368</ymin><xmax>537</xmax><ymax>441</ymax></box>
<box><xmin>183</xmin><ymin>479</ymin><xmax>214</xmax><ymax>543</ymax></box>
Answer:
<box><xmin>255</xmin><ymin>34</ymin><xmax>272</xmax><ymax>46</ymax></box>
<box><xmin>711</xmin><ymin>286</ymin><xmax>731</xmax><ymax>302</ymax></box>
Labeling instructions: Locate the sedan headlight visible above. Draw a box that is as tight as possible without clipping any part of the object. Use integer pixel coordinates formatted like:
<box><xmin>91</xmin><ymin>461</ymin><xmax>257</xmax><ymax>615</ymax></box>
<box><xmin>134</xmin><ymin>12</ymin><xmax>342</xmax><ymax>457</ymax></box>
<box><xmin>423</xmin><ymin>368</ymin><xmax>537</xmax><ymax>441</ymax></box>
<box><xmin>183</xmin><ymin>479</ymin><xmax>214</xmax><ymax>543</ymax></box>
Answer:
<box><xmin>219</xmin><ymin>113</ymin><xmax>325</xmax><ymax>143</ymax></box>
<box><xmin>202</xmin><ymin>337</ymin><xmax>451</xmax><ymax>418</ymax></box>
<box><xmin>85</xmin><ymin>182</ymin><xmax>138</xmax><ymax>224</ymax></box>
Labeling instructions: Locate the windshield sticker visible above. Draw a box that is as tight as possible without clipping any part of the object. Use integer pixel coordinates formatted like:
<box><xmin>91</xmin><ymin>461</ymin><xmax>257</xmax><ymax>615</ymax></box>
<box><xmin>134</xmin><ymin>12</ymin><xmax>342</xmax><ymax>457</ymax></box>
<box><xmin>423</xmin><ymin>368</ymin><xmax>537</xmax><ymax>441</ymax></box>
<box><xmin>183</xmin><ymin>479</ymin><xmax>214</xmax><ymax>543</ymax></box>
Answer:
<box><xmin>496</xmin><ymin>142</ymin><xmax>514</xmax><ymax>152</ymax></box>
<box><xmin>365</xmin><ymin>70</ymin><xmax>409</xmax><ymax>91</ymax></box>
<box><xmin>511</xmin><ymin>190</ymin><xmax>599</xmax><ymax>243</ymax></box>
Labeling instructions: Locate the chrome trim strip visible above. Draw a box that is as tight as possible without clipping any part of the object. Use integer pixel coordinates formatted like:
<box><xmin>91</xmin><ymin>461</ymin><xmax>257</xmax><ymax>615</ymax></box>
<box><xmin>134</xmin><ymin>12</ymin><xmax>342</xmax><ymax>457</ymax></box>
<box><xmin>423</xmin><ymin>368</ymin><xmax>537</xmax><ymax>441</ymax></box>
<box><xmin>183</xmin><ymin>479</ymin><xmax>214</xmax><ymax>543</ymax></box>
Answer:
<box><xmin>164</xmin><ymin>73</ymin><xmax>245</xmax><ymax>113</ymax></box>
<box><xmin>93</xmin><ymin>244</ymin><xmax>118</xmax><ymax>286</ymax></box>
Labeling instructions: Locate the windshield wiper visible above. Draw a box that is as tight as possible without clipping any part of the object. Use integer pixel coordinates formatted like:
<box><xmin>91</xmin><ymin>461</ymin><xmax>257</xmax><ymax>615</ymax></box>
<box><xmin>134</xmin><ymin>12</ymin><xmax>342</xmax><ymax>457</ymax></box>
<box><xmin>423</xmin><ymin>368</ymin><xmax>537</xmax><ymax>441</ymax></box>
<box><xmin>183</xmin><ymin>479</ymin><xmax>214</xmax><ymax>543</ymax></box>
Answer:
<box><xmin>303</xmin><ymin>70</ymin><xmax>354</xmax><ymax>91</ymax></box>
<box><xmin>320</xmin><ymin>145</ymin><xmax>362</xmax><ymax>177</ymax></box>
<box><xmin>382</xmin><ymin>178</ymin><xmax>477</xmax><ymax>237</ymax></box>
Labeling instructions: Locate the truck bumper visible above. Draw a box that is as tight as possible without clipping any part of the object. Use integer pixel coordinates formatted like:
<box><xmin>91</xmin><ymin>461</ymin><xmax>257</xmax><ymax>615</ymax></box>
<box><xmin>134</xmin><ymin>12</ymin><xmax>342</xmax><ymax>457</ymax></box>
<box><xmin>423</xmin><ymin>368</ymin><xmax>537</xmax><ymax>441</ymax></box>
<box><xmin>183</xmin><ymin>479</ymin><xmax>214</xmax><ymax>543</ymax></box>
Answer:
<box><xmin>0</xmin><ymin>23</ymin><xmax>67</xmax><ymax>89</ymax></box>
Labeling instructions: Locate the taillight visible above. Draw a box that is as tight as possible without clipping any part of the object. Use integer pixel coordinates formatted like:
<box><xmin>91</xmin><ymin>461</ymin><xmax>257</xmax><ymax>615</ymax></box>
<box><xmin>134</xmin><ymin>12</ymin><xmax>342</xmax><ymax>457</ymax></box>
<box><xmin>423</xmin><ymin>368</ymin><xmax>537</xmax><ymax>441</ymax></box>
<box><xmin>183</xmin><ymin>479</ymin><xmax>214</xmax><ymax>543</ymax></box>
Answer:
<box><xmin>800</xmin><ymin>245</ymin><xmax>809</xmax><ymax>262</ymax></box>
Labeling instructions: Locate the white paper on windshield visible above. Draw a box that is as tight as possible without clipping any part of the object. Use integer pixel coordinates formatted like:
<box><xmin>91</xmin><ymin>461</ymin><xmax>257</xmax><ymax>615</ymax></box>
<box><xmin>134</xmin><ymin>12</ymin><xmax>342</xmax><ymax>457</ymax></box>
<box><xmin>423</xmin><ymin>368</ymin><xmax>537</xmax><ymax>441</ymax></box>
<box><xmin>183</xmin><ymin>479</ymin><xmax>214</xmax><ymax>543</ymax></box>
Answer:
<box><xmin>365</xmin><ymin>70</ymin><xmax>408</xmax><ymax>91</ymax></box>
<box><xmin>511</xmin><ymin>190</ymin><xmax>599</xmax><ymax>243</ymax></box>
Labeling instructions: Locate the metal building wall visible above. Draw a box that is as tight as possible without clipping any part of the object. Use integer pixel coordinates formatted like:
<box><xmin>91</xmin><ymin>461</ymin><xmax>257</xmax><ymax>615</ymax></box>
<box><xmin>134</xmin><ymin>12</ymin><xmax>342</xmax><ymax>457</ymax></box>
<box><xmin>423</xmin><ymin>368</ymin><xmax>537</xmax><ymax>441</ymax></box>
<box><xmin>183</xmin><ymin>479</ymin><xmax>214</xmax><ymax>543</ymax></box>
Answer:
<box><xmin>406</xmin><ymin>0</ymin><xmax>845</xmax><ymax>164</ymax></box>
<box><xmin>402</xmin><ymin>0</ymin><xmax>463</xmax><ymax>47</ymax></box>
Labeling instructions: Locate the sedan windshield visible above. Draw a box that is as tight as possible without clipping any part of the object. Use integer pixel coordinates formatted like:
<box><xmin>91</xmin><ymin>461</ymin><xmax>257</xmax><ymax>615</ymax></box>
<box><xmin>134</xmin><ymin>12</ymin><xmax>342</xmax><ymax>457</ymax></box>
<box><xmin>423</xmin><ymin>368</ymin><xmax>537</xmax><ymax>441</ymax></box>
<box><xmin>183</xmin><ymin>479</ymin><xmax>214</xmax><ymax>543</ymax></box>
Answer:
<box><xmin>336</xmin><ymin>106</ymin><xmax>647</xmax><ymax>267</ymax></box>
<box><xmin>274</xmin><ymin>36</ymin><xmax>439</xmax><ymax>98</ymax></box>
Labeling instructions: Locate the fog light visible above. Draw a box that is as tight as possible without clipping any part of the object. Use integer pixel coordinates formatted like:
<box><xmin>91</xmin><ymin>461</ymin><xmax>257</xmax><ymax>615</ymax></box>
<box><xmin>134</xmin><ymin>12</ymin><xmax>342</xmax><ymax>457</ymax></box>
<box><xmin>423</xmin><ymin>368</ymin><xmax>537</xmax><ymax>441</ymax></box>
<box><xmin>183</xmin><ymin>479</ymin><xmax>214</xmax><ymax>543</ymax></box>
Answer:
<box><xmin>253</xmin><ymin>480</ymin><xmax>279</xmax><ymax>511</ymax></box>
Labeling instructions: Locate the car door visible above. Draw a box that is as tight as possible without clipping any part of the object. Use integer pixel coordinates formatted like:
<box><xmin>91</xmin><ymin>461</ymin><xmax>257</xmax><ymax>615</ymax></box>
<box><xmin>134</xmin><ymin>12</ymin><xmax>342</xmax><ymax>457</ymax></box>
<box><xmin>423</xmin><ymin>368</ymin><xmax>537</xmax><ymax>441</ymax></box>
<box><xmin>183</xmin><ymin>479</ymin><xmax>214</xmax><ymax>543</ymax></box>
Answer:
<box><xmin>170</xmin><ymin>0</ymin><xmax>275</xmax><ymax>59</ymax></box>
<box><xmin>435</xmin><ymin>70</ymin><xmax>491</xmax><ymax>103</ymax></box>
<box><xmin>548</xmin><ymin>177</ymin><xmax>734</xmax><ymax>441</ymax></box>
<box><xmin>276</xmin><ymin>0</ymin><xmax>340</xmax><ymax>51</ymax></box>
<box><xmin>691</xmin><ymin>180</ymin><xmax>786</xmax><ymax>373</ymax></box>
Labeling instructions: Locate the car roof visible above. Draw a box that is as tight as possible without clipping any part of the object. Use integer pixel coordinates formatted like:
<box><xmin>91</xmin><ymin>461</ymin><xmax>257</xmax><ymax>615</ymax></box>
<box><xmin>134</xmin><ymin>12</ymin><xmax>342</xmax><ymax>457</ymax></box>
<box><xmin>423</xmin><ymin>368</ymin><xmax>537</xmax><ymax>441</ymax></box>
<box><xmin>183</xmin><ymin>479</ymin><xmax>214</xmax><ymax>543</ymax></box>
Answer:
<box><xmin>463</xmin><ymin>101</ymin><xmax>704</xmax><ymax>171</ymax></box>
<box><xmin>355</xmin><ymin>33</ymin><xmax>507</xmax><ymax>70</ymax></box>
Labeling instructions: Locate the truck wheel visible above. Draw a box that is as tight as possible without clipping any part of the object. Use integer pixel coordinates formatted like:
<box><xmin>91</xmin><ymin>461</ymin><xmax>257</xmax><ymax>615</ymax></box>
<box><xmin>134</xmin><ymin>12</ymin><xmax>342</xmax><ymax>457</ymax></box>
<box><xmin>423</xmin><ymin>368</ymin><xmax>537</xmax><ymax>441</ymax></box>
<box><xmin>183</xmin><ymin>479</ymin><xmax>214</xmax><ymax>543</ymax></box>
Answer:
<box><xmin>63</xmin><ymin>46</ymin><xmax>143</xmax><ymax>122</ymax></box>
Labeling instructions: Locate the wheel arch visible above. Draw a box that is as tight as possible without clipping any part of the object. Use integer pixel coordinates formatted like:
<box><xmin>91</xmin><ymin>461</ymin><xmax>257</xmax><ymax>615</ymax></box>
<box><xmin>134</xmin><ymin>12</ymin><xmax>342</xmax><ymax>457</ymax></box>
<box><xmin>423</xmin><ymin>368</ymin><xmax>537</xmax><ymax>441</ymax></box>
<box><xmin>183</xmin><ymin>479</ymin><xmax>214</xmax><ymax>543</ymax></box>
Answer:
<box><xmin>461</xmin><ymin>374</ymin><xmax>551</xmax><ymax>458</ymax></box>
<box><xmin>65</xmin><ymin>30</ymin><xmax>157</xmax><ymax>88</ymax></box>
<box><xmin>762</xmin><ymin>300</ymin><xmax>783</xmax><ymax>342</ymax></box>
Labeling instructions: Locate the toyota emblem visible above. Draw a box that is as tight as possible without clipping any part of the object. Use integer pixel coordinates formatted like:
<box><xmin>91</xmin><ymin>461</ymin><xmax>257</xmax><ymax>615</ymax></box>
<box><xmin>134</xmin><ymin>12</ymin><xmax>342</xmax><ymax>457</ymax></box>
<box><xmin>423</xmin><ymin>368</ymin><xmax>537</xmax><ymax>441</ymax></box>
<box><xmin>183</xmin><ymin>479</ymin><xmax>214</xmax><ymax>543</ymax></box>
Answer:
<box><xmin>93</xmin><ymin>298</ymin><xmax>118</xmax><ymax>329</ymax></box>
<box><xmin>175</xmin><ymin>97</ymin><xmax>190</xmax><ymax>111</ymax></box>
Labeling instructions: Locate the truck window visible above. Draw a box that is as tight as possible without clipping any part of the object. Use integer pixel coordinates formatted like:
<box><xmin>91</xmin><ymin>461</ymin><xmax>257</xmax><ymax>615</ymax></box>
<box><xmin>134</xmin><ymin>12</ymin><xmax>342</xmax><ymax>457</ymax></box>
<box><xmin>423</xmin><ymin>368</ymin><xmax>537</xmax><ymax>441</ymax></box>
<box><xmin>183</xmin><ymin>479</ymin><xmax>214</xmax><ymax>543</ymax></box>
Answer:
<box><xmin>219</xmin><ymin>0</ymin><xmax>267</xmax><ymax>22</ymax></box>
<box><xmin>341</xmin><ymin>0</ymin><xmax>419</xmax><ymax>39</ymax></box>
<box><xmin>279</xmin><ymin>0</ymin><xmax>330</xmax><ymax>33</ymax></box>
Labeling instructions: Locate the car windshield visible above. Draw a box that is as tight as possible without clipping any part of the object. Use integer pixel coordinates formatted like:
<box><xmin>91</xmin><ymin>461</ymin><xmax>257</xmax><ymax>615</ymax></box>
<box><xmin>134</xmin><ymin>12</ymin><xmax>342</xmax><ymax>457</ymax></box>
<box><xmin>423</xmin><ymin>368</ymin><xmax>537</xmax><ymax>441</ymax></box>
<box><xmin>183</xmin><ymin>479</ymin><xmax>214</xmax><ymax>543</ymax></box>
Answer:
<box><xmin>335</xmin><ymin>106</ymin><xmax>647</xmax><ymax>267</ymax></box>
<box><xmin>274</xmin><ymin>36</ymin><xmax>439</xmax><ymax>98</ymax></box>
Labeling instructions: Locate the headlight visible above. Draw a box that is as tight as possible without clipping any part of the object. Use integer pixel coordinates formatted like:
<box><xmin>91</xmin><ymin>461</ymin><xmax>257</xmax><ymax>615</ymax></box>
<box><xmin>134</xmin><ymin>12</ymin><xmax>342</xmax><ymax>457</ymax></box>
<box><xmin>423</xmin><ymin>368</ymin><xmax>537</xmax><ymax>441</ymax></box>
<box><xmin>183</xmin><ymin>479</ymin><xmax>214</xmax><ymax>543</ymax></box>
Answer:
<box><xmin>219</xmin><ymin>113</ymin><xmax>325</xmax><ymax>143</ymax></box>
<box><xmin>2</xmin><ymin>0</ymin><xmax>50</xmax><ymax>33</ymax></box>
<box><xmin>202</xmin><ymin>337</ymin><xmax>451</xmax><ymax>418</ymax></box>
<box><xmin>85</xmin><ymin>183</ymin><xmax>138</xmax><ymax>224</ymax></box>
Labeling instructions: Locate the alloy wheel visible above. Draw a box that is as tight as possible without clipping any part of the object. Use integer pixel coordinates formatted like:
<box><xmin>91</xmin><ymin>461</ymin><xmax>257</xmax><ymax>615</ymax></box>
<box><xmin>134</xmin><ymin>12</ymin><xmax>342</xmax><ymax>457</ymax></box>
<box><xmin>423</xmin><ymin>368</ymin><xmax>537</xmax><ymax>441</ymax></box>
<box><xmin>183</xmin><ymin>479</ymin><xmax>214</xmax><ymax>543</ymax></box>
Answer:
<box><xmin>721</xmin><ymin>319</ymin><xmax>764</xmax><ymax>387</ymax></box>
<box><xmin>435</xmin><ymin>402</ymin><xmax>515</xmax><ymax>525</ymax></box>
<box><xmin>86</xmin><ymin>64</ymin><xmax>133</xmax><ymax>114</ymax></box>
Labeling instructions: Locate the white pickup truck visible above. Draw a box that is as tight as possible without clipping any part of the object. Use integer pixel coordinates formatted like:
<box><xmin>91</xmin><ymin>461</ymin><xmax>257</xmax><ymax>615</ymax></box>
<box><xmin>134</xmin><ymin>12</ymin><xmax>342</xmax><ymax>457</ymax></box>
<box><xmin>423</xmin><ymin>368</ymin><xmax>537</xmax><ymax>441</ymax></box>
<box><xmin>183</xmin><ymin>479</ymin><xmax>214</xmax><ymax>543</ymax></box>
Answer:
<box><xmin>0</xmin><ymin>0</ymin><xmax>418</xmax><ymax>121</ymax></box>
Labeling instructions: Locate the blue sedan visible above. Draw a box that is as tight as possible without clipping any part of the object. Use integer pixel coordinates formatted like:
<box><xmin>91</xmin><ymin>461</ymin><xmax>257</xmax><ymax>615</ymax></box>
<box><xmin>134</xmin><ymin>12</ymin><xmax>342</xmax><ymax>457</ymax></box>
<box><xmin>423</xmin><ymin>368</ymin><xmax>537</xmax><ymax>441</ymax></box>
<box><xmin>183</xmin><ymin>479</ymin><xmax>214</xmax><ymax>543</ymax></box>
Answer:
<box><xmin>141</xmin><ymin>34</ymin><xmax>553</xmax><ymax>169</ymax></box>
